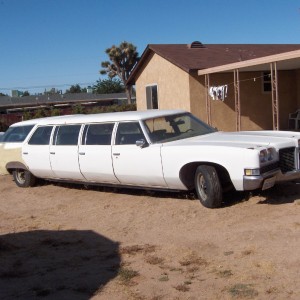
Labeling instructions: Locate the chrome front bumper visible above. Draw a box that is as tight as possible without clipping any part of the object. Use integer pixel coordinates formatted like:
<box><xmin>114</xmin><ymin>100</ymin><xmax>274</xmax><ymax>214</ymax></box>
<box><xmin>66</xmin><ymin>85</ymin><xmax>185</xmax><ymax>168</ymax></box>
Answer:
<box><xmin>243</xmin><ymin>169</ymin><xmax>300</xmax><ymax>191</ymax></box>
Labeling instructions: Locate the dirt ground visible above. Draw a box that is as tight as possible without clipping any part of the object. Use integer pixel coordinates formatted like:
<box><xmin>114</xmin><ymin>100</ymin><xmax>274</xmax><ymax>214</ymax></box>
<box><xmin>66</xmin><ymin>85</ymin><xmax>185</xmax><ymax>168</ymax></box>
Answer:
<box><xmin>0</xmin><ymin>175</ymin><xmax>300</xmax><ymax>300</ymax></box>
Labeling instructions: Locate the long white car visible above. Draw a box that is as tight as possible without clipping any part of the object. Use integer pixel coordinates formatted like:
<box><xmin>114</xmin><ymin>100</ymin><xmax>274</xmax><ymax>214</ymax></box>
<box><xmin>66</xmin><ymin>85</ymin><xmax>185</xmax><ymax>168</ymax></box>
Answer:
<box><xmin>2</xmin><ymin>110</ymin><xmax>300</xmax><ymax>208</ymax></box>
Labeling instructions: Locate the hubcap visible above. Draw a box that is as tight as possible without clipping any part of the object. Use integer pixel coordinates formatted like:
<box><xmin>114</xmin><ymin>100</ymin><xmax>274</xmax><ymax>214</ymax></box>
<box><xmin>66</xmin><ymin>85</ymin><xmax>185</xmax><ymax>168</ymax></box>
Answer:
<box><xmin>16</xmin><ymin>170</ymin><xmax>26</xmax><ymax>184</ymax></box>
<box><xmin>198</xmin><ymin>174</ymin><xmax>208</xmax><ymax>201</ymax></box>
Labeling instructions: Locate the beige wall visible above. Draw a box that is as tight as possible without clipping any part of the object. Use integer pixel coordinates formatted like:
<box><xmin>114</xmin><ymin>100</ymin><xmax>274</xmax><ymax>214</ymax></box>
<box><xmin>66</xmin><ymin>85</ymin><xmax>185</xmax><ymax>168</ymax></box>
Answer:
<box><xmin>135</xmin><ymin>52</ymin><xmax>300</xmax><ymax>131</ymax></box>
<box><xmin>188</xmin><ymin>74</ymin><xmax>206</xmax><ymax>120</ymax></box>
<box><xmin>277</xmin><ymin>70</ymin><xmax>298</xmax><ymax>130</ymax></box>
<box><xmin>297</xmin><ymin>70</ymin><xmax>300</xmax><ymax>107</ymax></box>
<box><xmin>135</xmin><ymin>54</ymin><xmax>191</xmax><ymax>111</ymax></box>
<box><xmin>190</xmin><ymin>73</ymin><xmax>238</xmax><ymax>131</ymax></box>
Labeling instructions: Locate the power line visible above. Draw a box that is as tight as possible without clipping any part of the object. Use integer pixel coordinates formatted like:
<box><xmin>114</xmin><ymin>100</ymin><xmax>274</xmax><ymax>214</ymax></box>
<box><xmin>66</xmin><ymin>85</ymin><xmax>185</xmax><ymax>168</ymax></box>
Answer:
<box><xmin>0</xmin><ymin>82</ymin><xmax>95</xmax><ymax>91</ymax></box>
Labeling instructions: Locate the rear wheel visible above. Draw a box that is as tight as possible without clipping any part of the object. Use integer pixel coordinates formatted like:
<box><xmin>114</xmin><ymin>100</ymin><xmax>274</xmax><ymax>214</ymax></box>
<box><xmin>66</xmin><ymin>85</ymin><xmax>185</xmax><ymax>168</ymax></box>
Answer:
<box><xmin>13</xmin><ymin>169</ymin><xmax>36</xmax><ymax>187</ymax></box>
<box><xmin>195</xmin><ymin>165</ymin><xmax>222</xmax><ymax>208</ymax></box>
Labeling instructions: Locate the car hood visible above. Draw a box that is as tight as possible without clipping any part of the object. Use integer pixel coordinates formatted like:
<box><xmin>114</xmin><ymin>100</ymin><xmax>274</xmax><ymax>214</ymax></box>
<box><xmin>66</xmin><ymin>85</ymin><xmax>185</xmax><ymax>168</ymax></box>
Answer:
<box><xmin>165</xmin><ymin>131</ymin><xmax>298</xmax><ymax>149</ymax></box>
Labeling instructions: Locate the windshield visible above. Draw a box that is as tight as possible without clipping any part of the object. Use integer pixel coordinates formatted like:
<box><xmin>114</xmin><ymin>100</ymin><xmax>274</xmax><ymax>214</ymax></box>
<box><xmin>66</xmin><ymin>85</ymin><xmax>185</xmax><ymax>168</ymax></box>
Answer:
<box><xmin>143</xmin><ymin>113</ymin><xmax>216</xmax><ymax>143</ymax></box>
<box><xmin>2</xmin><ymin>125</ymin><xmax>35</xmax><ymax>143</ymax></box>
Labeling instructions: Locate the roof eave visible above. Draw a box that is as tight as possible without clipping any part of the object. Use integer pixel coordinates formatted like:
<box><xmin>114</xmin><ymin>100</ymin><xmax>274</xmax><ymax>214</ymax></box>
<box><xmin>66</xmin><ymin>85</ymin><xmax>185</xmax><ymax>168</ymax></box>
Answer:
<box><xmin>197</xmin><ymin>49</ymin><xmax>300</xmax><ymax>75</ymax></box>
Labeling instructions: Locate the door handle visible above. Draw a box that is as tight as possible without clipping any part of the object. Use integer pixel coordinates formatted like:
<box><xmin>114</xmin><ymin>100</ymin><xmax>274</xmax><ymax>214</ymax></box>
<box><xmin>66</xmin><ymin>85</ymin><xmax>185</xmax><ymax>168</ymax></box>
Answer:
<box><xmin>50</xmin><ymin>152</ymin><xmax>55</xmax><ymax>155</ymax></box>
<box><xmin>113</xmin><ymin>153</ymin><xmax>120</xmax><ymax>156</ymax></box>
<box><xmin>23</xmin><ymin>152</ymin><xmax>28</xmax><ymax>155</ymax></box>
<box><xmin>79</xmin><ymin>152</ymin><xmax>85</xmax><ymax>155</ymax></box>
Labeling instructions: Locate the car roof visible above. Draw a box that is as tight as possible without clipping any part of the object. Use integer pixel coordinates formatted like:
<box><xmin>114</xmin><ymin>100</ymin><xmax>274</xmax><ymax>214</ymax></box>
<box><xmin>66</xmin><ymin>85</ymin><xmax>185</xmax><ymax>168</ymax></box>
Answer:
<box><xmin>10</xmin><ymin>109</ymin><xmax>187</xmax><ymax>127</ymax></box>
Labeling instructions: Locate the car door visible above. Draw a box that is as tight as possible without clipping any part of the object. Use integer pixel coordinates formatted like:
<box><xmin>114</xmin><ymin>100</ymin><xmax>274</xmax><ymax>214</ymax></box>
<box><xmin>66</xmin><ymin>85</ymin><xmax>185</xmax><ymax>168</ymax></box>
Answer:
<box><xmin>0</xmin><ymin>124</ymin><xmax>35</xmax><ymax>175</ymax></box>
<box><xmin>49</xmin><ymin>124</ymin><xmax>85</xmax><ymax>180</ymax></box>
<box><xmin>111</xmin><ymin>121</ymin><xmax>167</xmax><ymax>187</ymax></box>
<box><xmin>22</xmin><ymin>125</ymin><xmax>55</xmax><ymax>178</ymax></box>
<box><xmin>78</xmin><ymin>123</ymin><xmax>119</xmax><ymax>183</ymax></box>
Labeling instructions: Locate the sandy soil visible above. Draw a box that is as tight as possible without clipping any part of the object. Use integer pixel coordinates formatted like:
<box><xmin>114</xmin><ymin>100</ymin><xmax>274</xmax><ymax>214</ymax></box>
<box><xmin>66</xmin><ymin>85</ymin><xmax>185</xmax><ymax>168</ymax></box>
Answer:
<box><xmin>0</xmin><ymin>175</ymin><xmax>300</xmax><ymax>300</ymax></box>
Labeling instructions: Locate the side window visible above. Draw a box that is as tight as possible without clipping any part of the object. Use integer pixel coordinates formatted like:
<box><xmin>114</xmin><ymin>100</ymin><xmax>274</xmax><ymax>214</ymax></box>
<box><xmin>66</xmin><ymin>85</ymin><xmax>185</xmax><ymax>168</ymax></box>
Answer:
<box><xmin>146</xmin><ymin>85</ymin><xmax>158</xmax><ymax>109</ymax></box>
<box><xmin>3</xmin><ymin>125</ymin><xmax>35</xmax><ymax>143</ymax></box>
<box><xmin>28</xmin><ymin>126</ymin><xmax>53</xmax><ymax>145</ymax></box>
<box><xmin>115</xmin><ymin>122</ymin><xmax>145</xmax><ymax>145</ymax></box>
<box><xmin>54</xmin><ymin>125</ymin><xmax>81</xmax><ymax>146</ymax></box>
<box><xmin>83</xmin><ymin>123</ymin><xmax>114</xmax><ymax>145</ymax></box>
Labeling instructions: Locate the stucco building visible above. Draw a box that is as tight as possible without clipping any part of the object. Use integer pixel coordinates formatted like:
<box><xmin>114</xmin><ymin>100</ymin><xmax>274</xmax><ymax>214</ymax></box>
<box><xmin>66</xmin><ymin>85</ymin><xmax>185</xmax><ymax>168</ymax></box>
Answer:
<box><xmin>128</xmin><ymin>42</ymin><xmax>300</xmax><ymax>131</ymax></box>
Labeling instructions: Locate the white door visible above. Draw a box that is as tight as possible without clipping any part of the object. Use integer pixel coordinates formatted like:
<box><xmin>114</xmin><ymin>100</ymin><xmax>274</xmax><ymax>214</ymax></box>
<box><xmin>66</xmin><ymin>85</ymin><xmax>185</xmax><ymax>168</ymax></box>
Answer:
<box><xmin>22</xmin><ymin>126</ymin><xmax>55</xmax><ymax>178</ymax></box>
<box><xmin>49</xmin><ymin>125</ymin><xmax>85</xmax><ymax>180</ymax></box>
<box><xmin>112</xmin><ymin>122</ymin><xmax>167</xmax><ymax>187</ymax></box>
<box><xmin>78</xmin><ymin>123</ymin><xmax>118</xmax><ymax>183</ymax></box>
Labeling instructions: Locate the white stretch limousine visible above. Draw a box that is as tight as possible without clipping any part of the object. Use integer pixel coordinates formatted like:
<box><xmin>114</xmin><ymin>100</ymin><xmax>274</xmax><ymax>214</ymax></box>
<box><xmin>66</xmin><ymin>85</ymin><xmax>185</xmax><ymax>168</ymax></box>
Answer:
<box><xmin>2</xmin><ymin>110</ymin><xmax>300</xmax><ymax>208</ymax></box>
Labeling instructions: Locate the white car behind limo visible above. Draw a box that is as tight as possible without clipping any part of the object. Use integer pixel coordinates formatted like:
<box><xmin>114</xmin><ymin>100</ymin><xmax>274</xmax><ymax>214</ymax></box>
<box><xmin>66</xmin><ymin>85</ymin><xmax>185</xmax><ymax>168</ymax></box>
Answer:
<box><xmin>2</xmin><ymin>109</ymin><xmax>300</xmax><ymax>208</ymax></box>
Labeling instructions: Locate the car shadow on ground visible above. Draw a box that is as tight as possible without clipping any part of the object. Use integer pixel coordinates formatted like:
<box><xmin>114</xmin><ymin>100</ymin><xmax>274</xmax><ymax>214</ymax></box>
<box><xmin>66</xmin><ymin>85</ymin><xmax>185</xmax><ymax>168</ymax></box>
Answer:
<box><xmin>223</xmin><ymin>181</ymin><xmax>300</xmax><ymax>206</ymax></box>
<box><xmin>256</xmin><ymin>181</ymin><xmax>300</xmax><ymax>205</ymax></box>
<box><xmin>43</xmin><ymin>180</ymin><xmax>198</xmax><ymax>201</ymax></box>
<box><xmin>0</xmin><ymin>230</ymin><xmax>120</xmax><ymax>299</ymax></box>
<box><xmin>46</xmin><ymin>181</ymin><xmax>256</xmax><ymax>208</ymax></box>
<box><xmin>34</xmin><ymin>179</ymin><xmax>300</xmax><ymax>207</ymax></box>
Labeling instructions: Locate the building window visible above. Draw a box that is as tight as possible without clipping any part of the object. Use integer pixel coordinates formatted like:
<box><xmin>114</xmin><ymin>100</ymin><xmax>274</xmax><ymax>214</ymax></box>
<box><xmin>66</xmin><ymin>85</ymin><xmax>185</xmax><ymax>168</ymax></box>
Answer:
<box><xmin>262</xmin><ymin>72</ymin><xmax>271</xmax><ymax>92</ymax></box>
<box><xmin>146</xmin><ymin>85</ymin><xmax>158</xmax><ymax>109</ymax></box>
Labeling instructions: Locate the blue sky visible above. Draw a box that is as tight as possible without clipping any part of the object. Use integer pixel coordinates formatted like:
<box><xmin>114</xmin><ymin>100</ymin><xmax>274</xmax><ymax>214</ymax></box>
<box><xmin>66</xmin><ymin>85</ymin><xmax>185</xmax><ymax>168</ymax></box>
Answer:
<box><xmin>0</xmin><ymin>0</ymin><xmax>300</xmax><ymax>95</ymax></box>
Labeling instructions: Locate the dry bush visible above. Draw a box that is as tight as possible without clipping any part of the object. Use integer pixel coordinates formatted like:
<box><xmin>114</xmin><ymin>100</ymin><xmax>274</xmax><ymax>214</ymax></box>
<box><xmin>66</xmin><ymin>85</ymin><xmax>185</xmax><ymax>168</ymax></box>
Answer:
<box><xmin>145</xmin><ymin>255</ymin><xmax>164</xmax><ymax>265</ymax></box>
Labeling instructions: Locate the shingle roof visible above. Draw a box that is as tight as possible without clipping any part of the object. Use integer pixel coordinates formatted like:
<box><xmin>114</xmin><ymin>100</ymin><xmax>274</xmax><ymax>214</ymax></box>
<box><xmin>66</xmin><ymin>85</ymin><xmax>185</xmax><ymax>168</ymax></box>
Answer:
<box><xmin>127</xmin><ymin>43</ymin><xmax>300</xmax><ymax>84</ymax></box>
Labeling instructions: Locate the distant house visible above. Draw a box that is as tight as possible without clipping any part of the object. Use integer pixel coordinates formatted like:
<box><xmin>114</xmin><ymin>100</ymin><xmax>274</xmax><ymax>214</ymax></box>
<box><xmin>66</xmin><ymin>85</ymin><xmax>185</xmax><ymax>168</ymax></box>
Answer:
<box><xmin>0</xmin><ymin>92</ymin><xmax>130</xmax><ymax>113</ymax></box>
<box><xmin>0</xmin><ymin>92</ymin><xmax>133</xmax><ymax>127</ymax></box>
<box><xmin>127</xmin><ymin>42</ymin><xmax>300</xmax><ymax>131</ymax></box>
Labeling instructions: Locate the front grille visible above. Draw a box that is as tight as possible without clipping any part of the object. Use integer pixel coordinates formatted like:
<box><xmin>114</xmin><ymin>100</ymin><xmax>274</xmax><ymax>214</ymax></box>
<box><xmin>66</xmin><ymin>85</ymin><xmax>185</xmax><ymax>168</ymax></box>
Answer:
<box><xmin>279</xmin><ymin>147</ymin><xmax>296</xmax><ymax>173</ymax></box>
<box><xmin>260</xmin><ymin>162</ymin><xmax>280</xmax><ymax>174</ymax></box>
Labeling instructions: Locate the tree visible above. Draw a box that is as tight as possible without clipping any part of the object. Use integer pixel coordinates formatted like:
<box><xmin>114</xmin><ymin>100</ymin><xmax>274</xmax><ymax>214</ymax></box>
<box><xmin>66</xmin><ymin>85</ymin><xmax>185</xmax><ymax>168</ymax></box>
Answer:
<box><xmin>72</xmin><ymin>104</ymin><xmax>85</xmax><ymax>114</ymax></box>
<box><xmin>33</xmin><ymin>108</ymin><xmax>47</xmax><ymax>119</ymax></box>
<box><xmin>22</xmin><ymin>110</ymin><xmax>32</xmax><ymax>120</ymax></box>
<box><xmin>66</xmin><ymin>84</ymin><xmax>82</xmax><ymax>94</ymax></box>
<box><xmin>50</xmin><ymin>107</ymin><xmax>61</xmax><ymax>116</ymax></box>
<box><xmin>100</xmin><ymin>41</ymin><xmax>139</xmax><ymax>104</ymax></box>
<box><xmin>22</xmin><ymin>91</ymin><xmax>30</xmax><ymax>97</ymax></box>
<box><xmin>93</xmin><ymin>78</ymin><xmax>125</xmax><ymax>94</ymax></box>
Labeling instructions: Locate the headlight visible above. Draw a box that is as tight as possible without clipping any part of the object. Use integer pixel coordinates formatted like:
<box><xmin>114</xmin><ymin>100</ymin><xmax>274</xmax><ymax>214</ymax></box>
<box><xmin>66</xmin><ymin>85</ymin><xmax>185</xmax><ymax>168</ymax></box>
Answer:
<box><xmin>266</xmin><ymin>148</ymin><xmax>274</xmax><ymax>161</ymax></box>
<box><xmin>259</xmin><ymin>149</ymin><xmax>268</xmax><ymax>163</ymax></box>
<box><xmin>260</xmin><ymin>148</ymin><xmax>274</xmax><ymax>163</ymax></box>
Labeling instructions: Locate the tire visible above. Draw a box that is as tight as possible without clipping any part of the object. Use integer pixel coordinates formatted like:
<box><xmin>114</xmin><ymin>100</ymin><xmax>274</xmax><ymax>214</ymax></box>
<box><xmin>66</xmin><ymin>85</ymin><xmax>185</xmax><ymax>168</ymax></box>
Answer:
<box><xmin>12</xmin><ymin>169</ymin><xmax>36</xmax><ymax>188</ymax></box>
<box><xmin>194</xmin><ymin>165</ymin><xmax>222</xmax><ymax>208</ymax></box>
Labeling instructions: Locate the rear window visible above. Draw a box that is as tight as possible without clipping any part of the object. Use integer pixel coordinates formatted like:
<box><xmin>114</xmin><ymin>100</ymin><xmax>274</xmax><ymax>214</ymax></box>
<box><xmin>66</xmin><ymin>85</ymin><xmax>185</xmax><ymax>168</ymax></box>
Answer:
<box><xmin>2</xmin><ymin>125</ymin><xmax>35</xmax><ymax>143</ymax></box>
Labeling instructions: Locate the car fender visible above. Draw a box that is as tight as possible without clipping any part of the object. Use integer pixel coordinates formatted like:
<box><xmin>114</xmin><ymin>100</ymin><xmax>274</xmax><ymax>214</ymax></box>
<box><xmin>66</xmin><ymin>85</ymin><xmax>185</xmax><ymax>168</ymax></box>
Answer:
<box><xmin>6</xmin><ymin>161</ymin><xmax>29</xmax><ymax>173</ymax></box>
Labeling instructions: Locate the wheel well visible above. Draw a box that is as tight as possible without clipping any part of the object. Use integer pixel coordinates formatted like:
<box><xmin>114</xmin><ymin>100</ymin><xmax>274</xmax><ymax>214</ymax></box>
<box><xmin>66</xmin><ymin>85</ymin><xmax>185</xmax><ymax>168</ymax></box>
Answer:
<box><xmin>6</xmin><ymin>161</ymin><xmax>28</xmax><ymax>174</ymax></box>
<box><xmin>179</xmin><ymin>162</ymin><xmax>233</xmax><ymax>191</ymax></box>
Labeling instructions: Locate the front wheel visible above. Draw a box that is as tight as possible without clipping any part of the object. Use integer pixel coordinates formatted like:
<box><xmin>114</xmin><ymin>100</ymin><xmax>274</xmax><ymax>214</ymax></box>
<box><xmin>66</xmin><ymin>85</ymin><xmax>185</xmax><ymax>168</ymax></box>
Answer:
<box><xmin>195</xmin><ymin>165</ymin><xmax>222</xmax><ymax>208</ymax></box>
<box><xmin>13</xmin><ymin>169</ymin><xmax>36</xmax><ymax>188</ymax></box>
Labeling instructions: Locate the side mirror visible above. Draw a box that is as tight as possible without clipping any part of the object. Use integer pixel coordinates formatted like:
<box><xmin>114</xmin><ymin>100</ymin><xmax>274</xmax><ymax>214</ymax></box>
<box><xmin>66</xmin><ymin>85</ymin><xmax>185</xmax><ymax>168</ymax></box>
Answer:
<box><xmin>136</xmin><ymin>139</ymin><xmax>148</xmax><ymax>148</ymax></box>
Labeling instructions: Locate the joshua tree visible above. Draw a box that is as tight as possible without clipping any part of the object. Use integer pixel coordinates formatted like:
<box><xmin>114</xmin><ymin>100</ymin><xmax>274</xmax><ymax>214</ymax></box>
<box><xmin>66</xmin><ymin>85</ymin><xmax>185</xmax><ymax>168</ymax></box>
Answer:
<box><xmin>100</xmin><ymin>41</ymin><xmax>139</xmax><ymax>104</ymax></box>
